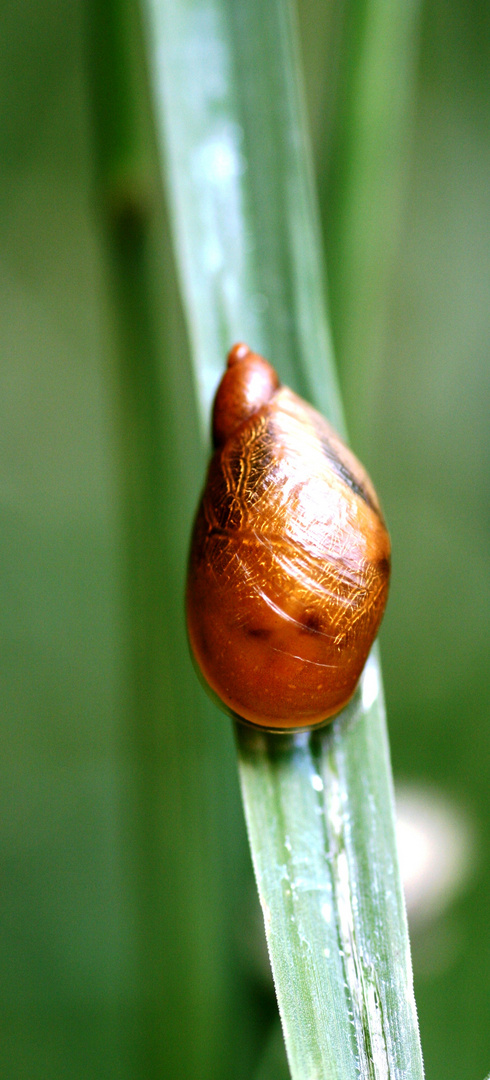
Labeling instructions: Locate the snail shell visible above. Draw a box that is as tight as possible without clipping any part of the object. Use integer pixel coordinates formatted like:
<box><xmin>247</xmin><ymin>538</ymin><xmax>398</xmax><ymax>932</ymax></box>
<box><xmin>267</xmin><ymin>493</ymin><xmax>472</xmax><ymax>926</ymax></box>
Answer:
<box><xmin>186</xmin><ymin>343</ymin><xmax>391</xmax><ymax>731</ymax></box>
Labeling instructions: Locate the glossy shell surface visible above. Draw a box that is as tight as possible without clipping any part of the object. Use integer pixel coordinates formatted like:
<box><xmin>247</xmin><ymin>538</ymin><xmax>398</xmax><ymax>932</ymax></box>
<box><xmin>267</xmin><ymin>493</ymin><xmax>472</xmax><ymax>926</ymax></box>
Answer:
<box><xmin>187</xmin><ymin>345</ymin><xmax>391</xmax><ymax>730</ymax></box>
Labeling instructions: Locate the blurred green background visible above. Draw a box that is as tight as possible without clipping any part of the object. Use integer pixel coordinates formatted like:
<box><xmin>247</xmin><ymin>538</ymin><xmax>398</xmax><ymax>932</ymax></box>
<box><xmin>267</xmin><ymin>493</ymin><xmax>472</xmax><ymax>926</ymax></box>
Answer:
<box><xmin>0</xmin><ymin>1</ymin><xmax>488</xmax><ymax>1079</ymax></box>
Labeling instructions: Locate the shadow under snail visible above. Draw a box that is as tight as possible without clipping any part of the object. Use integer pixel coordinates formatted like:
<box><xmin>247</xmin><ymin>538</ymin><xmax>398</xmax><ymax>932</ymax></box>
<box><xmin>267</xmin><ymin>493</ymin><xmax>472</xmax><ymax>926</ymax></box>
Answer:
<box><xmin>186</xmin><ymin>343</ymin><xmax>391</xmax><ymax>731</ymax></box>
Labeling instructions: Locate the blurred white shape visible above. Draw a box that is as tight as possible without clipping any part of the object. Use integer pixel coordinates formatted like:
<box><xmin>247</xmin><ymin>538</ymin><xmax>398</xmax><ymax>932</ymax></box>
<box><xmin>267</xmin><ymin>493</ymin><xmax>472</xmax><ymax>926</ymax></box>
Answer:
<box><xmin>193</xmin><ymin>124</ymin><xmax>245</xmax><ymax>187</ymax></box>
<box><xmin>361</xmin><ymin>656</ymin><xmax>379</xmax><ymax>711</ymax></box>
<box><xmin>396</xmin><ymin>784</ymin><xmax>476</xmax><ymax>925</ymax></box>
<box><xmin>321</xmin><ymin>902</ymin><xmax>332</xmax><ymax>923</ymax></box>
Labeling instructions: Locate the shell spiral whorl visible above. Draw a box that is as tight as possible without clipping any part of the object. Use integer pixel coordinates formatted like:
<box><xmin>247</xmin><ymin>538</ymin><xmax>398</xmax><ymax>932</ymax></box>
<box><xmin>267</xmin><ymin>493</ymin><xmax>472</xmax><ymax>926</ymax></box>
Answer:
<box><xmin>187</xmin><ymin>343</ymin><xmax>391</xmax><ymax>731</ymax></box>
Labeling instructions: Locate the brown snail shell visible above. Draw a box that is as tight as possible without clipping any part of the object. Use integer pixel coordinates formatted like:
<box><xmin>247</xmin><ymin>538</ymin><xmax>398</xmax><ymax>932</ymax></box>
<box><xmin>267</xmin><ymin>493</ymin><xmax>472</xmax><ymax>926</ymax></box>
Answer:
<box><xmin>186</xmin><ymin>343</ymin><xmax>391</xmax><ymax>731</ymax></box>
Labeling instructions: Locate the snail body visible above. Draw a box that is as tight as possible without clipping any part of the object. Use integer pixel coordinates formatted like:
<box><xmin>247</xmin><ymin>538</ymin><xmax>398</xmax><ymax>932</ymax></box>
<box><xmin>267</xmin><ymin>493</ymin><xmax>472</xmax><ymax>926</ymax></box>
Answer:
<box><xmin>186</xmin><ymin>344</ymin><xmax>390</xmax><ymax>731</ymax></box>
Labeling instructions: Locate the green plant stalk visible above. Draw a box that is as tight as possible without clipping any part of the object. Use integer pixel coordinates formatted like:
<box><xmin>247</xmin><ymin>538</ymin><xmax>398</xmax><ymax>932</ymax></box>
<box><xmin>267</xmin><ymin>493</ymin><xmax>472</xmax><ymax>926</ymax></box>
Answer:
<box><xmin>324</xmin><ymin>0</ymin><xmax>421</xmax><ymax>443</ymax></box>
<box><xmin>142</xmin><ymin>0</ymin><xmax>424</xmax><ymax>1076</ymax></box>
<box><xmin>86</xmin><ymin>2</ymin><xmax>258</xmax><ymax>1076</ymax></box>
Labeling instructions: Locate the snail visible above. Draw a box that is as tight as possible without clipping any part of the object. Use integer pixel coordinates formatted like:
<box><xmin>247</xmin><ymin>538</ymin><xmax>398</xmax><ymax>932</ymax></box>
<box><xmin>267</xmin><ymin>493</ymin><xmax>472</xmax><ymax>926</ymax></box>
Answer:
<box><xmin>186</xmin><ymin>343</ymin><xmax>390</xmax><ymax>731</ymax></box>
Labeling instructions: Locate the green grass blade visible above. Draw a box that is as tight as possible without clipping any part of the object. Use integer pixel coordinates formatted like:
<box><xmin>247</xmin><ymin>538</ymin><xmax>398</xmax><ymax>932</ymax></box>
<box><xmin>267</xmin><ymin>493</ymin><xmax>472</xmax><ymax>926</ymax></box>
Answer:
<box><xmin>143</xmin><ymin>0</ymin><xmax>342</xmax><ymax>432</ymax></box>
<box><xmin>142</xmin><ymin>0</ymin><xmax>425</xmax><ymax>1076</ymax></box>
<box><xmin>239</xmin><ymin>660</ymin><xmax>421</xmax><ymax>1079</ymax></box>
<box><xmin>324</xmin><ymin>0</ymin><xmax>421</xmax><ymax>440</ymax></box>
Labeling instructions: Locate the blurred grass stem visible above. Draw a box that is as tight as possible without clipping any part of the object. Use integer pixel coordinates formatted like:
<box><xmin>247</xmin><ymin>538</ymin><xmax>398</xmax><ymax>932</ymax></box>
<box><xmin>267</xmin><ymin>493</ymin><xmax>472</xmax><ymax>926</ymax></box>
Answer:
<box><xmin>325</xmin><ymin>0</ymin><xmax>421</xmax><ymax>445</ymax></box>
